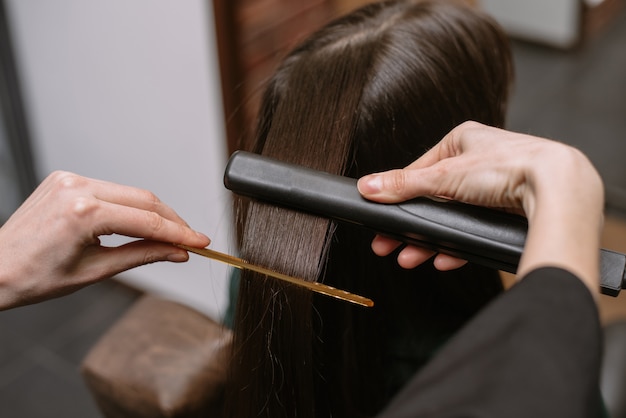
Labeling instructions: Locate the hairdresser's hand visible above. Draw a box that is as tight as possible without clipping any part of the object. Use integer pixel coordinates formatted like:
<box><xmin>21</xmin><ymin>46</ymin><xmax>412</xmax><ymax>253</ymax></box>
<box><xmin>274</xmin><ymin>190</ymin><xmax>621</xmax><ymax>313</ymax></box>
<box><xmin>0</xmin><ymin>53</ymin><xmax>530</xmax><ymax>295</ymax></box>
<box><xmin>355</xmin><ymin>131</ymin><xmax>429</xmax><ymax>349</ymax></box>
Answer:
<box><xmin>358</xmin><ymin>121</ymin><xmax>603</xmax><ymax>293</ymax></box>
<box><xmin>0</xmin><ymin>171</ymin><xmax>210</xmax><ymax>310</ymax></box>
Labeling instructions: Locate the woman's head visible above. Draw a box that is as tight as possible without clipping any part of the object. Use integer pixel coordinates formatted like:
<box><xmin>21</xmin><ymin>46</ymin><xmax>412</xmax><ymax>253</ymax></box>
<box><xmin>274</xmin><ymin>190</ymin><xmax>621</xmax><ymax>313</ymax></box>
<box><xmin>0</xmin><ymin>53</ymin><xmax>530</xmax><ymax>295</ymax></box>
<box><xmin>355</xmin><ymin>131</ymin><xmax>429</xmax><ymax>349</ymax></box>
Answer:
<box><xmin>227</xmin><ymin>1</ymin><xmax>513</xmax><ymax>416</ymax></box>
<box><xmin>251</xmin><ymin>0</ymin><xmax>512</xmax><ymax>174</ymax></box>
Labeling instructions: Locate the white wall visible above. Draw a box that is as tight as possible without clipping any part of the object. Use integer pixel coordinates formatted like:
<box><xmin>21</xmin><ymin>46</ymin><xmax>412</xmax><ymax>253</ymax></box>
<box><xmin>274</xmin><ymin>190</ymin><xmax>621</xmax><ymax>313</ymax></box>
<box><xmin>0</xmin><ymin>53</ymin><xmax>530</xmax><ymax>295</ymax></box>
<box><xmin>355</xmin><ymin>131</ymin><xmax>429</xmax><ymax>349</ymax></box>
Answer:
<box><xmin>479</xmin><ymin>0</ymin><xmax>581</xmax><ymax>48</ymax></box>
<box><xmin>5</xmin><ymin>0</ymin><xmax>234</xmax><ymax>320</ymax></box>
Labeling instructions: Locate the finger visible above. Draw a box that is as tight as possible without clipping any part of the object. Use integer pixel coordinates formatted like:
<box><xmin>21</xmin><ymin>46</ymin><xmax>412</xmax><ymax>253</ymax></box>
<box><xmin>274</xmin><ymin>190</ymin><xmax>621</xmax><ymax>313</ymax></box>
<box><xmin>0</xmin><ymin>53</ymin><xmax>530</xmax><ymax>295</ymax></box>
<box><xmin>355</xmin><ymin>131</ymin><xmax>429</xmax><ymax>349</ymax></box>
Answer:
<box><xmin>45</xmin><ymin>171</ymin><xmax>192</xmax><ymax>226</ymax></box>
<box><xmin>397</xmin><ymin>246</ymin><xmax>436</xmax><ymax>269</ymax></box>
<box><xmin>357</xmin><ymin>148</ymin><xmax>459</xmax><ymax>203</ymax></box>
<box><xmin>357</xmin><ymin>122</ymin><xmax>489</xmax><ymax>203</ymax></box>
<box><xmin>357</xmin><ymin>162</ymin><xmax>456</xmax><ymax>203</ymax></box>
<box><xmin>432</xmin><ymin>253</ymin><xmax>468</xmax><ymax>271</ymax></box>
<box><xmin>357</xmin><ymin>169</ymin><xmax>424</xmax><ymax>203</ymax></box>
<box><xmin>371</xmin><ymin>235</ymin><xmax>403</xmax><ymax>256</ymax></box>
<box><xmin>90</xmin><ymin>200</ymin><xmax>210</xmax><ymax>247</ymax></box>
<box><xmin>74</xmin><ymin>241</ymin><xmax>191</xmax><ymax>284</ymax></box>
<box><xmin>87</xmin><ymin>178</ymin><xmax>190</xmax><ymax>225</ymax></box>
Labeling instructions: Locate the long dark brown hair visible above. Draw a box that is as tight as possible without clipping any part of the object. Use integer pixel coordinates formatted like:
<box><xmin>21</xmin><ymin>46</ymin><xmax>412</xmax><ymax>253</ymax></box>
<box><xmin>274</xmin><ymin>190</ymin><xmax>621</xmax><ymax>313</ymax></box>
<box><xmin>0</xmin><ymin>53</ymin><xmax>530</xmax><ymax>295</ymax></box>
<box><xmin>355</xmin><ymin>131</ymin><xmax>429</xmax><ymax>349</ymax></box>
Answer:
<box><xmin>225</xmin><ymin>1</ymin><xmax>514</xmax><ymax>417</ymax></box>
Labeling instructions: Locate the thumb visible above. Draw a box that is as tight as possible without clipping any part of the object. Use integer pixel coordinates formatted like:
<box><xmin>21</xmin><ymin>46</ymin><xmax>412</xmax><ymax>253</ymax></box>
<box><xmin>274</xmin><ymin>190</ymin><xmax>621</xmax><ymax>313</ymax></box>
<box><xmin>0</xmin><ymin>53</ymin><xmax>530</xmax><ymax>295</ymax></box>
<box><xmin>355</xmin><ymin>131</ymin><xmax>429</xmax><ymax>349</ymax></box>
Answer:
<box><xmin>357</xmin><ymin>168</ymin><xmax>431</xmax><ymax>203</ymax></box>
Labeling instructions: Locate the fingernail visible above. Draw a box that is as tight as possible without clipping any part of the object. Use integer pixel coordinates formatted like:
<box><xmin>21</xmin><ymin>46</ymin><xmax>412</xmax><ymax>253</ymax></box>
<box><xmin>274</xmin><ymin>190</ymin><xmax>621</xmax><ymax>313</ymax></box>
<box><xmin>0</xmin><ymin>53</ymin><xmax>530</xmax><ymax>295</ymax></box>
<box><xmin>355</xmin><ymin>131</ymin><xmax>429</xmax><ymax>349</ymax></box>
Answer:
<box><xmin>358</xmin><ymin>175</ymin><xmax>382</xmax><ymax>194</ymax></box>
<box><xmin>167</xmin><ymin>252</ymin><xmax>189</xmax><ymax>262</ymax></box>
<box><xmin>196</xmin><ymin>231</ymin><xmax>211</xmax><ymax>243</ymax></box>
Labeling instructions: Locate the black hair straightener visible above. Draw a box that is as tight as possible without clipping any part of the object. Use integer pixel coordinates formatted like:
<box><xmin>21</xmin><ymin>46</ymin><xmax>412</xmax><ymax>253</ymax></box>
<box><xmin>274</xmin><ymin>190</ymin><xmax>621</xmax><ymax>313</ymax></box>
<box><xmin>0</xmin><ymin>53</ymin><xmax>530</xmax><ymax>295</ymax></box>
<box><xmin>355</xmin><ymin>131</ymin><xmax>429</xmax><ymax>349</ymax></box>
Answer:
<box><xmin>224</xmin><ymin>151</ymin><xmax>626</xmax><ymax>297</ymax></box>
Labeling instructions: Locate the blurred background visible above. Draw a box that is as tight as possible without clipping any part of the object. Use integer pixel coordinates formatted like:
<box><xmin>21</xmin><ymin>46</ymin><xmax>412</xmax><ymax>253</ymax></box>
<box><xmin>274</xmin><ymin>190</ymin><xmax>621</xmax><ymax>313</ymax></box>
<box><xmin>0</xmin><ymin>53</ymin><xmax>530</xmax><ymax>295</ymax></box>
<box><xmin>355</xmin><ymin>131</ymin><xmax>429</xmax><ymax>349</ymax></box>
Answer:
<box><xmin>0</xmin><ymin>0</ymin><xmax>625</xmax><ymax>416</ymax></box>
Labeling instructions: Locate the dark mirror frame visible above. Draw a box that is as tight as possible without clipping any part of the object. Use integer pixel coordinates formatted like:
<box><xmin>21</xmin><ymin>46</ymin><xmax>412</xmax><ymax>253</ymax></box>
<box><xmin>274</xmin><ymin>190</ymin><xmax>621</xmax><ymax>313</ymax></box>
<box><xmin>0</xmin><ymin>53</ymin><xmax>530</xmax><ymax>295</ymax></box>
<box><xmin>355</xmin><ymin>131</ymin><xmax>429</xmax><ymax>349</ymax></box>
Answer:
<box><xmin>212</xmin><ymin>0</ymin><xmax>246</xmax><ymax>156</ymax></box>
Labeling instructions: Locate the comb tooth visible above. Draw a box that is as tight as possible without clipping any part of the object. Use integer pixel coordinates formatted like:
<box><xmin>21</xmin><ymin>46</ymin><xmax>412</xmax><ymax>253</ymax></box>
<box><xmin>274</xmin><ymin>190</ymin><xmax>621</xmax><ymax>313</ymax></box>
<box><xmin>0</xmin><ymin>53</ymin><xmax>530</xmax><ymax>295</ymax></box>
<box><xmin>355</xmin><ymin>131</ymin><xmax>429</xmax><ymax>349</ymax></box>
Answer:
<box><xmin>175</xmin><ymin>244</ymin><xmax>374</xmax><ymax>307</ymax></box>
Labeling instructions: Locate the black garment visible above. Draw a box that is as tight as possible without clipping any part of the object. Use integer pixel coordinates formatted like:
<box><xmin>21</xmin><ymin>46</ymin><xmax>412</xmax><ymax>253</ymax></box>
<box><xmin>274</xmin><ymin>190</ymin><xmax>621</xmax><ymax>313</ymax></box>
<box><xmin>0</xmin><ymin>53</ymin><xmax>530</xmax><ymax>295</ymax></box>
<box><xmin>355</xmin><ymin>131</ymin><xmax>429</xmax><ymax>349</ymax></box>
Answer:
<box><xmin>378</xmin><ymin>267</ymin><xmax>603</xmax><ymax>418</ymax></box>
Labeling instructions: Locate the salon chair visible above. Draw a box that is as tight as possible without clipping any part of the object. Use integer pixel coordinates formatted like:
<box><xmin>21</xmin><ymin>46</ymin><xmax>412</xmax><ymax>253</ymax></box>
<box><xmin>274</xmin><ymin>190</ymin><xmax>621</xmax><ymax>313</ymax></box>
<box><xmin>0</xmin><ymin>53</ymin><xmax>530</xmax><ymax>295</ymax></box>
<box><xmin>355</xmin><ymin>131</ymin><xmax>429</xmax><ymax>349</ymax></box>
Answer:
<box><xmin>81</xmin><ymin>295</ymin><xmax>232</xmax><ymax>418</ymax></box>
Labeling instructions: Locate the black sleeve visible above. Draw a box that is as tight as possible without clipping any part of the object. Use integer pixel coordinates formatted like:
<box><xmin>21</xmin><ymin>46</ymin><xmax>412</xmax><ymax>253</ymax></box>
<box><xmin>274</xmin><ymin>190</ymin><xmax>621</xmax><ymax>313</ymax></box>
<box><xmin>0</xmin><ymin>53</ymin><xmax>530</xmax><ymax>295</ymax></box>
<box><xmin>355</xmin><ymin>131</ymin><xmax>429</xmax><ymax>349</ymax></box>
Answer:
<box><xmin>377</xmin><ymin>267</ymin><xmax>603</xmax><ymax>418</ymax></box>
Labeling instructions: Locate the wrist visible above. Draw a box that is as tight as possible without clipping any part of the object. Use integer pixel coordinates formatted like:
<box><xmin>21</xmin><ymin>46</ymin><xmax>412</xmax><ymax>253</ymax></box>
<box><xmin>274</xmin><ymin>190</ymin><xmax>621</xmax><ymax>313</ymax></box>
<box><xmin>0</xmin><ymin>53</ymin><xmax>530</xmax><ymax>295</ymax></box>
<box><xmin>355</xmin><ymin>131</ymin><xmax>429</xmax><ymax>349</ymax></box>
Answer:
<box><xmin>519</xmin><ymin>144</ymin><xmax>604</xmax><ymax>295</ymax></box>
